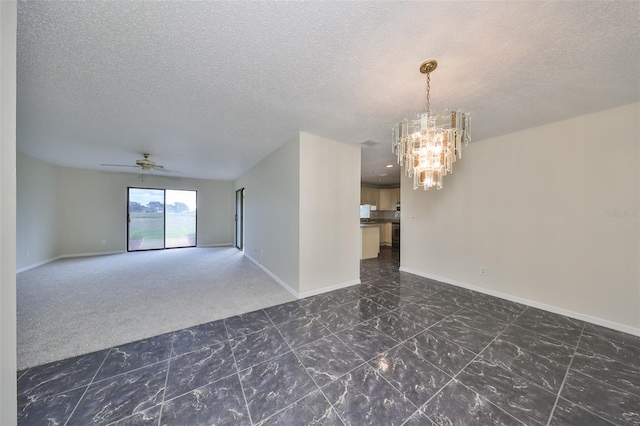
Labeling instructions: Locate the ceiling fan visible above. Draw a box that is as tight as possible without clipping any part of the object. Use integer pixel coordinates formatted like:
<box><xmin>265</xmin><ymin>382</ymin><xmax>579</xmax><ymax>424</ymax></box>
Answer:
<box><xmin>100</xmin><ymin>153</ymin><xmax>181</xmax><ymax>179</ymax></box>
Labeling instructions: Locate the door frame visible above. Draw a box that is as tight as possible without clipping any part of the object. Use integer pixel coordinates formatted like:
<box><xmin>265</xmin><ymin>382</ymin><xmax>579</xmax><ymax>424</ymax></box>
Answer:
<box><xmin>127</xmin><ymin>187</ymin><xmax>198</xmax><ymax>251</ymax></box>
<box><xmin>235</xmin><ymin>188</ymin><xmax>244</xmax><ymax>250</ymax></box>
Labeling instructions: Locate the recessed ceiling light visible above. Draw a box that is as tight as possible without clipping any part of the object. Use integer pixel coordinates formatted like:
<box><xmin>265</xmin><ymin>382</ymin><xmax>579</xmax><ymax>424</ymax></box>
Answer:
<box><xmin>359</xmin><ymin>139</ymin><xmax>381</xmax><ymax>147</ymax></box>
<box><xmin>386</xmin><ymin>164</ymin><xmax>393</xmax><ymax>168</ymax></box>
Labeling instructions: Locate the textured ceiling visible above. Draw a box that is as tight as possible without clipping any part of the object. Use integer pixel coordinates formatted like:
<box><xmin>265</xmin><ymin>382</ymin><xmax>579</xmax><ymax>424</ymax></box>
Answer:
<box><xmin>16</xmin><ymin>1</ymin><xmax>640</xmax><ymax>186</ymax></box>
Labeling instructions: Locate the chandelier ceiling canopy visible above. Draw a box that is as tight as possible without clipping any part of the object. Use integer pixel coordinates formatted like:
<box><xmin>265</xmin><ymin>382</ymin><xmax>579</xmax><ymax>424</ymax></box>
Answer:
<box><xmin>392</xmin><ymin>60</ymin><xmax>471</xmax><ymax>190</ymax></box>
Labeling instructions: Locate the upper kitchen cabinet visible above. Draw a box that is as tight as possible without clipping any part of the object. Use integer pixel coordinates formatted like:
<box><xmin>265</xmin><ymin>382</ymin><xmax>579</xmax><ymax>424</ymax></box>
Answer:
<box><xmin>391</xmin><ymin>188</ymin><xmax>400</xmax><ymax>207</ymax></box>
<box><xmin>378</xmin><ymin>188</ymin><xmax>400</xmax><ymax>211</ymax></box>
<box><xmin>361</xmin><ymin>187</ymin><xmax>379</xmax><ymax>206</ymax></box>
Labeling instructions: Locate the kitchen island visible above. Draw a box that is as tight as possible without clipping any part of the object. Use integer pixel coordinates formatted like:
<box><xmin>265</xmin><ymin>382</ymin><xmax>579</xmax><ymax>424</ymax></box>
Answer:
<box><xmin>360</xmin><ymin>223</ymin><xmax>380</xmax><ymax>259</ymax></box>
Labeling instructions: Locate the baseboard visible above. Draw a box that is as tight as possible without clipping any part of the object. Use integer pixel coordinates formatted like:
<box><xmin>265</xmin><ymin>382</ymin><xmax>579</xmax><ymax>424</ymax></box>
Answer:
<box><xmin>16</xmin><ymin>256</ymin><xmax>61</xmax><ymax>273</ymax></box>
<box><xmin>16</xmin><ymin>251</ymin><xmax>125</xmax><ymax>273</ymax></box>
<box><xmin>58</xmin><ymin>251</ymin><xmax>124</xmax><ymax>259</ymax></box>
<box><xmin>244</xmin><ymin>254</ymin><xmax>361</xmax><ymax>300</ymax></box>
<box><xmin>400</xmin><ymin>267</ymin><xmax>640</xmax><ymax>337</ymax></box>
<box><xmin>244</xmin><ymin>253</ymin><xmax>299</xmax><ymax>298</ymax></box>
<box><xmin>16</xmin><ymin>246</ymin><xmax>236</xmax><ymax>273</ymax></box>
<box><xmin>298</xmin><ymin>279</ymin><xmax>361</xmax><ymax>299</ymax></box>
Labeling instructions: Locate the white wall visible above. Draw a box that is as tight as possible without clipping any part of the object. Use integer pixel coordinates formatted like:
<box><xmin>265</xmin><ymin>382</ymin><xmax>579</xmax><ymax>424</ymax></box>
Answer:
<box><xmin>16</xmin><ymin>154</ymin><xmax>235</xmax><ymax>270</ymax></box>
<box><xmin>401</xmin><ymin>103</ymin><xmax>640</xmax><ymax>333</ymax></box>
<box><xmin>16</xmin><ymin>153</ymin><xmax>58</xmax><ymax>268</ymax></box>
<box><xmin>299</xmin><ymin>132</ymin><xmax>360</xmax><ymax>294</ymax></box>
<box><xmin>1</xmin><ymin>1</ymin><xmax>17</xmax><ymax>423</ymax></box>
<box><xmin>235</xmin><ymin>132</ymin><xmax>361</xmax><ymax>297</ymax></box>
<box><xmin>235</xmin><ymin>134</ymin><xmax>301</xmax><ymax>292</ymax></box>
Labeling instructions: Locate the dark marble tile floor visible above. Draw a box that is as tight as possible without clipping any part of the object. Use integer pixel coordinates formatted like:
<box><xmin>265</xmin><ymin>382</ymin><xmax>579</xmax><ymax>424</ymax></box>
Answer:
<box><xmin>17</xmin><ymin>247</ymin><xmax>640</xmax><ymax>425</ymax></box>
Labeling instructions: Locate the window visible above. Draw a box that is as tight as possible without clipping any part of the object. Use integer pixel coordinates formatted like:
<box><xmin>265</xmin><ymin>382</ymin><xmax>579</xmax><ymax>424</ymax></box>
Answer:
<box><xmin>127</xmin><ymin>188</ymin><xmax>197</xmax><ymax>251</ymax></box>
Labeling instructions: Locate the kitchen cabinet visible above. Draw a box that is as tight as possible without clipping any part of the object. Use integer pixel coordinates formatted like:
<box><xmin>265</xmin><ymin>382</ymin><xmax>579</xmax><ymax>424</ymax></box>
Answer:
<box><xmin>390</xmin><ymin>188</ymin><xmax>400</xmax><ymax>208</ymax></box>
<box><xmin>380</xmin><ymin>223</ymin><xmax>392</xmax><ymax>246</ymax></box>
<box><xmin>360</xmin><ymin>224</ymin><xmax>380</xmax><ymax>259</ymax></box>
<box><xmin>378</xmin><ymin>188</ymin><xmax>400</xmax><ymax>211</ymax></box>
<box><xmin>360</xmin><ymin>187</ymin><xmax>379</xmax><ymax>206</ymax></box>
<box><xmin>379</xmin><ymin>190</ymin><xmax>391</xmax><ymax>210</ymax></box>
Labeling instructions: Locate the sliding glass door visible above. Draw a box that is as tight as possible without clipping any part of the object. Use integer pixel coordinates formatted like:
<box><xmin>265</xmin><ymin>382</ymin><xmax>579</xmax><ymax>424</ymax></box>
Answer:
<box><xmin>128</xmin><ymin>188</ymin><xmax>165</xmax><ymax>250</ymax></box>
<box><xmin>127</xmin><ymin>188</ymin><xmax>197</xmax><ymax>251</ymax></box>
<box><xmin>165</xmin><ymin>190</ymin><xmax>197</xmax><ymax>248</ymax></box>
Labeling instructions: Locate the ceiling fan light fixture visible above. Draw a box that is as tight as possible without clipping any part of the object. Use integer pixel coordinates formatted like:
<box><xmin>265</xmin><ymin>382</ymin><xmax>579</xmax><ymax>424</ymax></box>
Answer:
<box><xmin>100</xmin><ymin>152</ymin><xmax>181</xmax><ymax>179</ymax></box>
<box><xmin>392</xmin><ymin>59</ymin><xmax>471</xmax><ymax>190</ymax></box>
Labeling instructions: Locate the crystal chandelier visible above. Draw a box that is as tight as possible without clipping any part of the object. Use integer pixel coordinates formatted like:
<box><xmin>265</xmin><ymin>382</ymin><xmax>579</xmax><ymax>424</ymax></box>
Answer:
<box><xmin>392</xmin><ymin>60</ymin><xmax>471</xmax><ymax>190</ymax></box>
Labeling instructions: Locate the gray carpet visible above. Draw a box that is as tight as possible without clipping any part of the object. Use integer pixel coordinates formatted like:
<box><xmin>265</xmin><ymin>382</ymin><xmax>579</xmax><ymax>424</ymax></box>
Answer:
<box><xmin>17</xmin><ymin>247</ymin><xmax>296</xmax><ymax>370</ymax></box>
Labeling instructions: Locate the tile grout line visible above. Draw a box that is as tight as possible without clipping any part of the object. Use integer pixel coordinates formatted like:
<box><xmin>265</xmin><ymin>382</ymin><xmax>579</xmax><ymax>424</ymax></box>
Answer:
<box><xmin>62</xmin><ymin>348</ymin><xmax>112</xmax><ymax>426</ymax></box>
<box><xmin>419</xmin><ymin>302</ymin><xmax>629</xmax><ymax>425</ymax></box>
<box><xmin>556</xmin><ymin>369</ymin><xmax>639</xmax><ymax>425</ymax></box>
<box><xmin>578</xmin><ymin>331</ymin><xmax>640</xmax><ymax>371</ymax></box>
<box><xmin>262</xmin><ymin>312</ymin><xmax>351</xmax><ymax>426</ymax></box>
<box><xmin>27</xmin><ymin>261</ymin><xmax>635</xmax><ymax>426</ymax></box>
<box><xmin>428</xmin><ymin>304</ymin><xmax>589</xmax><ymax>398</ymax></box>
<box><xmin>155</xmin><ymin>332</ymin><xmax>175</xmax><ymax>426</ymax></box>
<box><xmin>171</xmin><ymin>273</ymin><xmax>443</xmax><ymax>424</ymax></box>
<box><xmin>311</xmin><ymin>284</ymin><xmax>470</xmax><ymax>424</ymax></box>
<box><xmin>157</xmin><ymin>282</ymin><xmax>511</xmax><ymax>424</ymax></box>
<box><xmin>571</xmin><ymin>364</ymin><xmax>640</xmax><ymax>399</ymax></box>
<box><xmin>545</xmin><ymin>322</ymin><xmax>586</xmax><ymax>426</ymax></box>
<box><xmin>313</xmin><ymin>281</ymin><xmax>482</xmax><ymax>424</ymax></box>
<box><xmin>223</xmin><ymin>316</ymin><xmax>256</xmax><ymax>426</ymax></box>
<box><xmin>262</xmin><ymin>287</ymin><xmax>426</xmax><ymax>424</ymax></box>
<box><xmin>413</xmin><ymin>306</ymin><xmax>531</xmax><ymax>424</ymax></box>
<box><xmin>406</xmin><ymin>305</ymin><xmax>532</xmax><ymax>426</ymax></box>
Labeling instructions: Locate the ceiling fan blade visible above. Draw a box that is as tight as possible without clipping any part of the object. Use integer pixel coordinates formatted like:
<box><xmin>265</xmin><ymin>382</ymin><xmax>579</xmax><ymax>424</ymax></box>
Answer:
<box><xmin>100</xmin><ymin>163</ymin><xmax>140</xmax><ymax>168</ymax></box>
<box><xmin>152</xmin><ymin>166</ymin><xmax>182</xmax><ymax>174</ymax></box>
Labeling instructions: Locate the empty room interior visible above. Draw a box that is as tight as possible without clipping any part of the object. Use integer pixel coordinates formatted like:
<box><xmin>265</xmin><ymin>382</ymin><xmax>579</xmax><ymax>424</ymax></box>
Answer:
<box><xmin>1</xmin><ymin>1</ymin><xmax>639</xmax><ymax>425</ymax></box>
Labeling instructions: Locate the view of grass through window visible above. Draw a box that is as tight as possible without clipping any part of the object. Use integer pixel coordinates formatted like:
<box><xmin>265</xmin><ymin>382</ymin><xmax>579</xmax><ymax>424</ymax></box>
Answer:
<box><xmin>128</xmin><ymin>188</ymin><xmax>196</xmax><ymax>251</ymax></box>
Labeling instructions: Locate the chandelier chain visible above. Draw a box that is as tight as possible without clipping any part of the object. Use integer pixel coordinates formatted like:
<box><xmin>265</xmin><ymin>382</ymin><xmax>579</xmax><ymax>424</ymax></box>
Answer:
<box><xmin>425</xmin><ymin>72</ymin><xmax>431</xmax><ymax>114</ymax></box>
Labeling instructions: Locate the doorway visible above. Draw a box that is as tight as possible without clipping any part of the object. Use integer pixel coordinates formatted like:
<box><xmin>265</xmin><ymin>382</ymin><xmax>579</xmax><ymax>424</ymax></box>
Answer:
<box><xmin>235</xmin><ymin>188</ymin><xmax>244</xmax><ymax>250</ymax></box>
<box><xmin>127</xmin><ymin>188</ymin><xmax>197</xmax><ymax>251</ymax></box>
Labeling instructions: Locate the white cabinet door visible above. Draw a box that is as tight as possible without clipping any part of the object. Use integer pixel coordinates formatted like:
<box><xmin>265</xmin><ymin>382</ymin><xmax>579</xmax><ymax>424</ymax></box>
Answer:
<box><xmin>390</xmin><ymin>188</ymin><xmax>400</xmax><ymax>208</ymax></box>
<box><xmin>380</xmin><ymin>223</ymin><xmax>392</xmax><ymax>244</ymax></box>
<box><xmin>361</xmin><ymin>226</ymin><xmax>380</xmax><ymax>259</ymax></box>
<box><xmin>379</xmin><ymin>189</ymin><xmax>392</xmax><ymax>210</ymax></box>
<box><xmin>361</xmin><ymin>187</ymin><xmax>379</xmax><ymax>206</ymax></box>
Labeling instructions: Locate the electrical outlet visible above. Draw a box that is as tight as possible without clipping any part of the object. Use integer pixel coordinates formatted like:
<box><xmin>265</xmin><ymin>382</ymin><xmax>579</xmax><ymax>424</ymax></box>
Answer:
<box><xmin>25</xmin><ymin>249</ymin><xmax>30</xmax><ymax>257</ymax></box>
<box><xmin>480</xmin><ymin>266</ymin><xmax>487</xmax><ymax>275</ymax></box>
<box><xmin>101</xmin><ymin>240</ymin><xmax>106</xmax><ymax>245</ymax></box>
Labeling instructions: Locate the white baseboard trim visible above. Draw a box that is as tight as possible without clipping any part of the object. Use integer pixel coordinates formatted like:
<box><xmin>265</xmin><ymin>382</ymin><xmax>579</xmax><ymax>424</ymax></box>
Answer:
<box><xmin>298</xmin><ymin>279</ymin><xmax>361</xmax><ymax>299</ymax></box>
<box><xmin>244</xmin><ymin>253</ymin><xmax>299</xmax><ymax>298</ymax></box>
<box><xmin>16</xmin><ymin>256</ymin><xmax>60</xmax><ymax>274</ymax></box>
<box><xmin>244</xmin><ymin>254</ymin><xmax>361</xmax><ymax>300</ymax></box>
<box><xmin>16</xmin><ymin>245</ymin><xmax>237</xmax><ymax>274</ymax></box>
<box><xmin>16</xmin><ymin>251</ymin><xmax>125</xmax><ymax>274</ymax></box>
<box><xmin>59</xmin><ymin>251</ymin><xmax>124</xmax><ymax>259</ymax></box>
<box><xmin>400</xmin><ymin>267</ymin><xmax>640</xmax><ymax>337</ymax></box>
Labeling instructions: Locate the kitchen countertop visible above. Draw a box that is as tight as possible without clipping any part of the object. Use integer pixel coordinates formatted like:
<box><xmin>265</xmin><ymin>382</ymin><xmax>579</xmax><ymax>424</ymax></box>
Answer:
<box><xmin>360</xmin><ymin>220</ymin><xmax>400</xmax><ymax>225</ymax></box>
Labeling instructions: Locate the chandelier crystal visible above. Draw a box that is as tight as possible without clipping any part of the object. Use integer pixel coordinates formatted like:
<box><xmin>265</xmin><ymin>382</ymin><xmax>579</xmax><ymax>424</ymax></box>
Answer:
<box><xmin>392</xmin><ymin>60</ymin><xmax>471</xmax><ymax>190</ymax></box>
